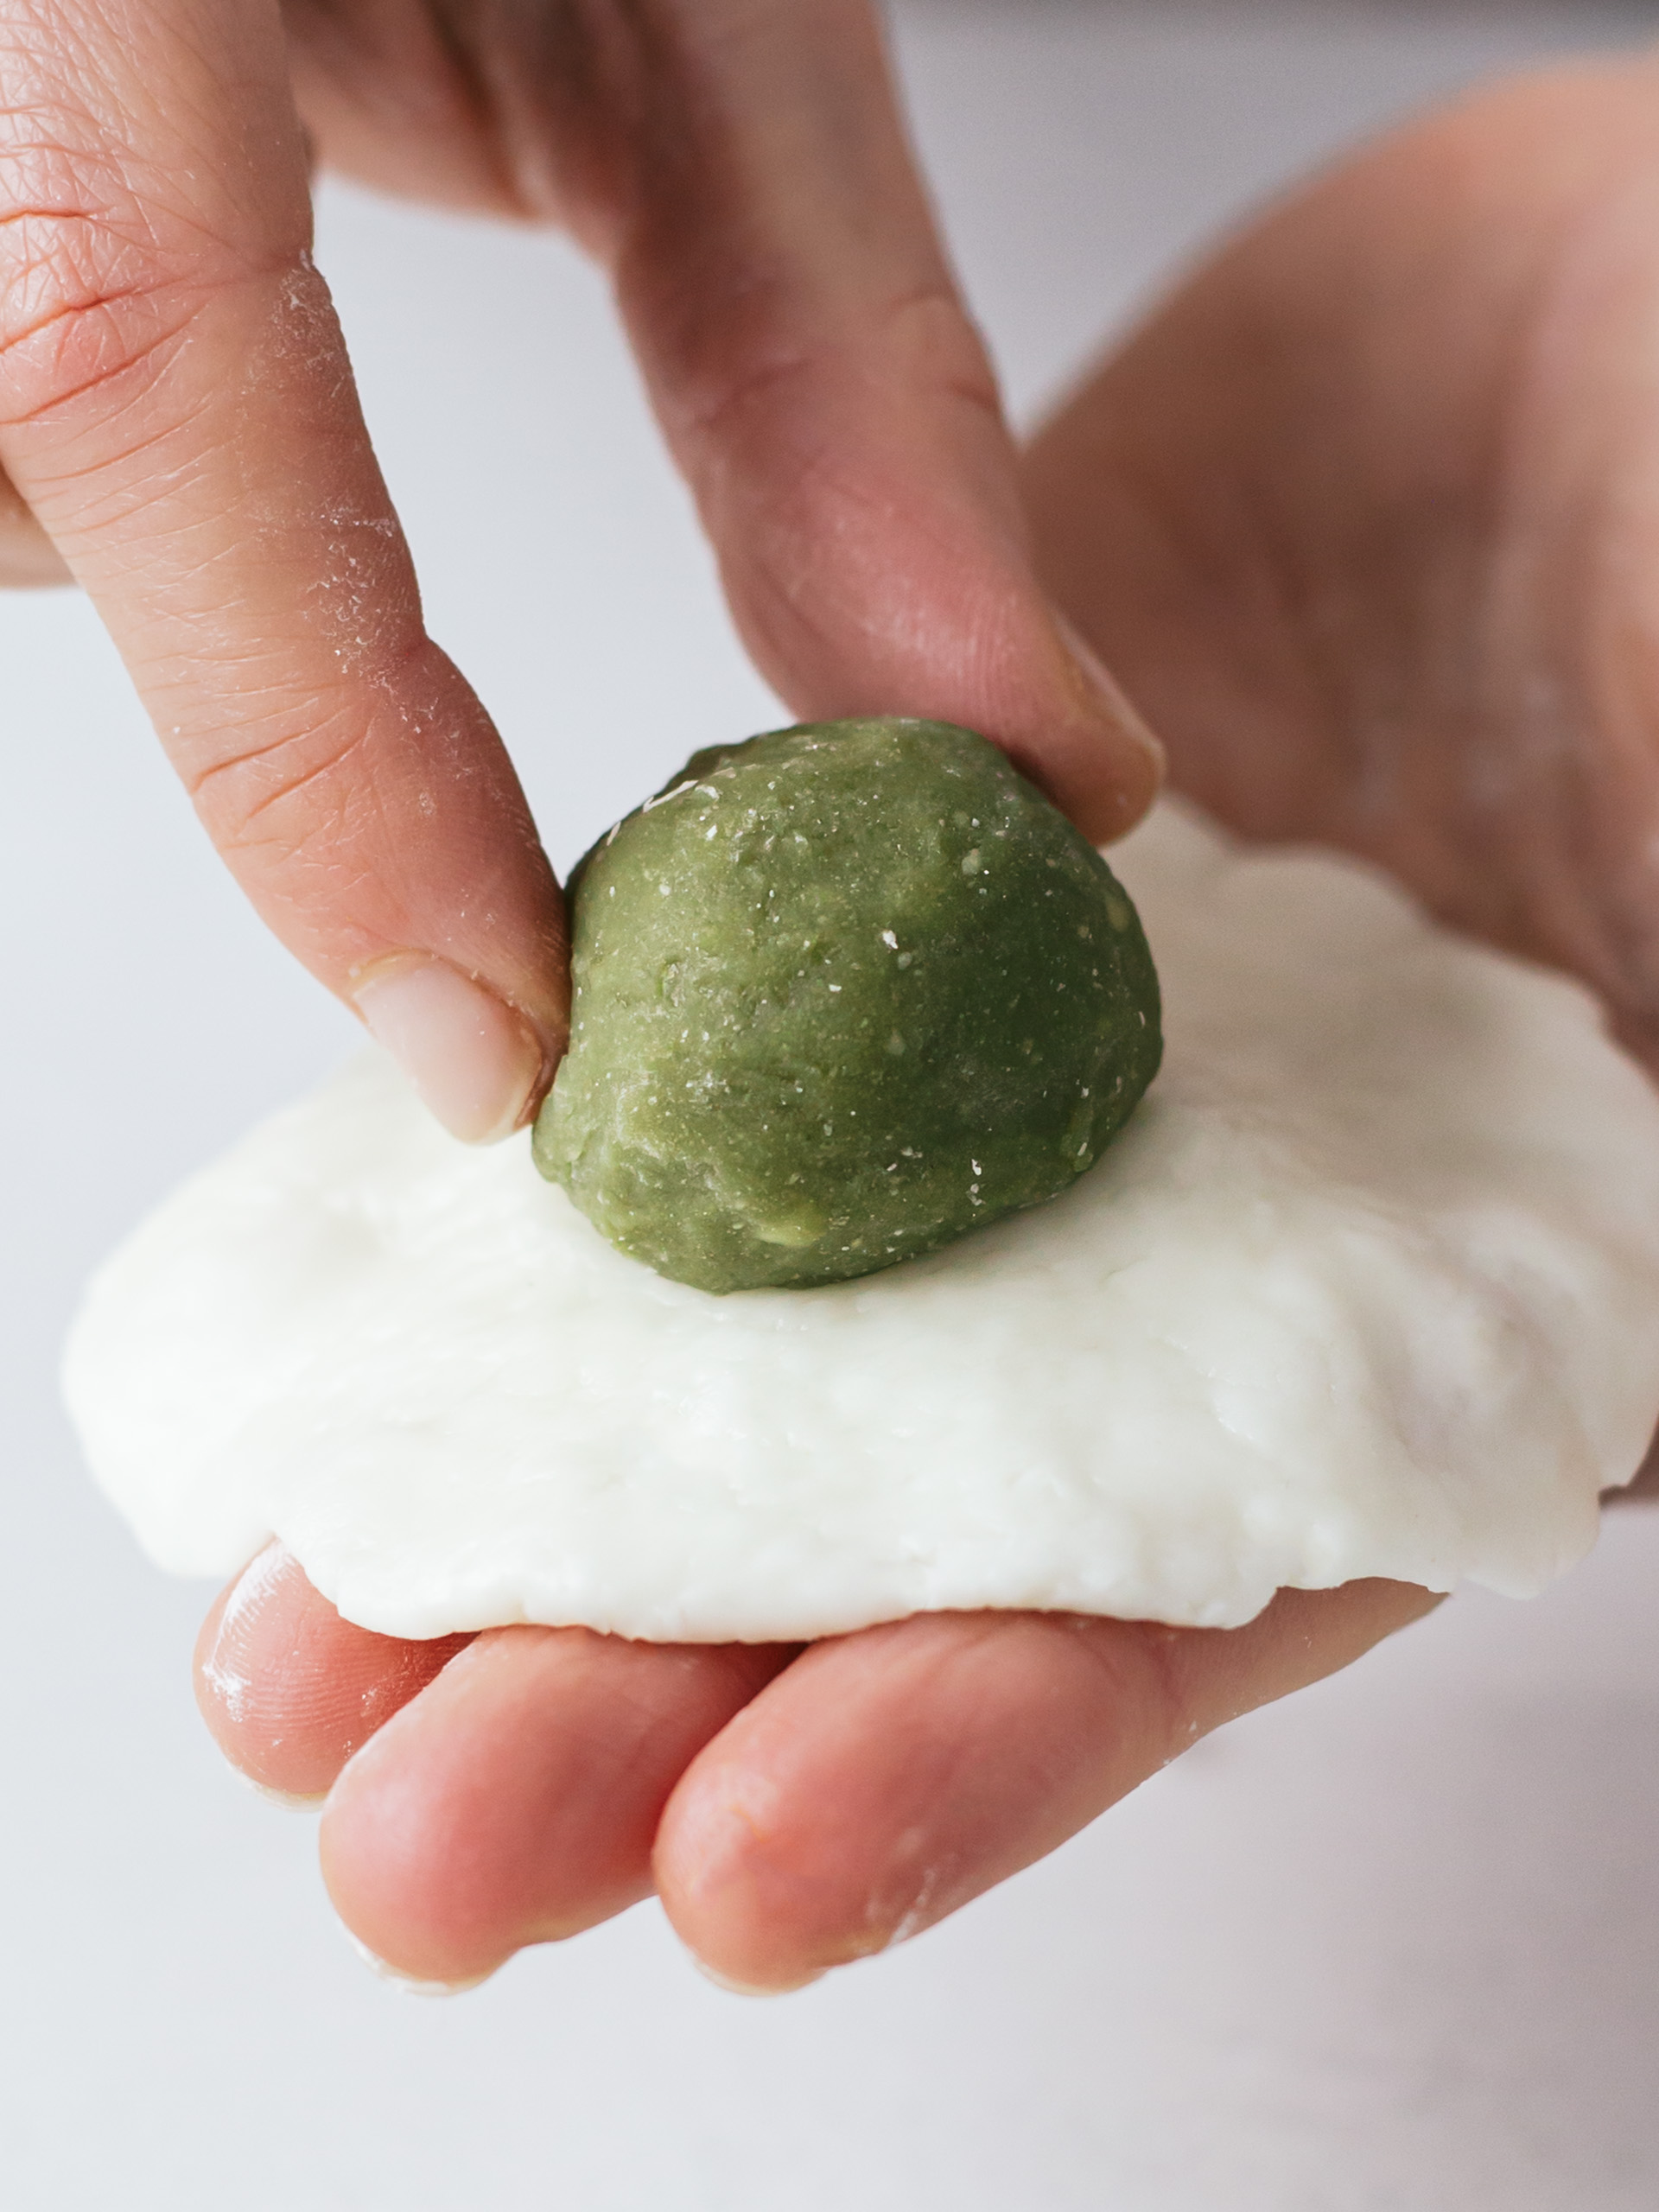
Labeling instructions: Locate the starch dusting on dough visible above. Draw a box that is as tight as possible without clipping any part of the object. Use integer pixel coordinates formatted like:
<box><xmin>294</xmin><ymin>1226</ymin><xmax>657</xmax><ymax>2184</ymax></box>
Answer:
<box><xmin>61</xmin><ymin>804</ymin><xmax>1659</xmax><ymax>1642</ymax></box>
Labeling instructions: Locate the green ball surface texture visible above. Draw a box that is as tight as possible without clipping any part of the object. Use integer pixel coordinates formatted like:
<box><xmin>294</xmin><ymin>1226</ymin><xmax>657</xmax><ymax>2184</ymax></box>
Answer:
<box><xmin>533</xmin><ymin>719</ymin><xmax>1162</xmax><ymax>1293</ymax></box>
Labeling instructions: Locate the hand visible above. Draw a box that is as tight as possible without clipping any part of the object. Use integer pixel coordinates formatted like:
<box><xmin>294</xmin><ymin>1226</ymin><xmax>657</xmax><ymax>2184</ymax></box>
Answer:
<box><xmin>0</xmin><ymin>2</ymin><xmax>1157</xmax><ymax>1147</ymax></box>
<box><xmin>1025</xmin><ymin>50</ymin><xmax>1659</xmax><ymax>1068</ymax></box>
<box><xmin>278</xmin><ymin>0</ymin><xmax>1159</xmax><ymax>832</ymax></box>
<box><xmin>191</xmin><ymin>52</ymin><xmax>1659</xmax><ymax>1993</ymax></box>
<box><xmin>1</xmin><ymin>0</ymin><xmax>1151</xmax><ymax>1983</ymax></box>
<box><xmin>197</xmin><ymin>1545</ymin><xmax>1432</xmax><ymax>1988</ymax></box>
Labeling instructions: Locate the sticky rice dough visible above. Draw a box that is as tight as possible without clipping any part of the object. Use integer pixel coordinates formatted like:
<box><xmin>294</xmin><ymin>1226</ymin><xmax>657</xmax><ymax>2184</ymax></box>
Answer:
<box><xmin>62</xmin><ymin>802</ymin><xmax>1659</xmax><ymax>1643</ymax></box>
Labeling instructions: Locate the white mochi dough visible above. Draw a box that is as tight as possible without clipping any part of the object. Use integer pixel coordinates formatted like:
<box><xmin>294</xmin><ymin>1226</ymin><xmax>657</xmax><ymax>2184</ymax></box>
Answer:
<box><xmin>63</xmin><ymin>804</ymin><xmax>1659</xmax><ymax>1643</ymax></box>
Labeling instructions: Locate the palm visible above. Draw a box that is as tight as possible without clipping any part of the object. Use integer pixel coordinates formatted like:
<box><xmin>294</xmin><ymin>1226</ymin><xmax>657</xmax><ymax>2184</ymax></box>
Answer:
<box><xmin>1026</xmin><ymin>55</ymin><xmax>1659</xmax><ymax>1062</ymax></box>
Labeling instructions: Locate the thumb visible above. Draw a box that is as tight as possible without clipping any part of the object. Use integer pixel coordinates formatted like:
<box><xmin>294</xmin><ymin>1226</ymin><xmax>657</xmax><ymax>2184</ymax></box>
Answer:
<box><xmin>0</xmin><ymin>0</ymin><xmax>566</xmax><ymax>1139</ymax></box>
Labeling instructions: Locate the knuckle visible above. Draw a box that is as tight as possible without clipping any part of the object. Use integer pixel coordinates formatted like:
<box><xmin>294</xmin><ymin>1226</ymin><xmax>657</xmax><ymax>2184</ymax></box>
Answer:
<box><xmin>0</xmin><ymin>137</ymin><xmax>190</xmax><ymax>420</ymax></box>
<box><xmin>187</xmin><ymin>703</ymin><xmax>374</xmax><ymax>842</ymax></box>
<box><xmin>0</xmin><ymin>112</ymin><xmax>189</xmax><ymax>425</ymax></box>
<box><xmin>181</xmin><ymin>634</ymin><xmax>434</xmax><ymax>848</ymax></box>
<box><xmin>670</xmin><ymin>278</ymin><xmax>997</xmax><ymax>452</ymax></box>
<box><xmin>0</xmin><ymin>20</ymin><xmax>264</xmax><ymax>430</ymax></box>
<box><xmin>877</xmin><ymin>282</ymin><xmax>1001</xmax><ymax>417</ymax></box>
<box><xmin>0</xmin><ymin>232</ymin><xmax>185</xmax><ymax>429</ymax></box>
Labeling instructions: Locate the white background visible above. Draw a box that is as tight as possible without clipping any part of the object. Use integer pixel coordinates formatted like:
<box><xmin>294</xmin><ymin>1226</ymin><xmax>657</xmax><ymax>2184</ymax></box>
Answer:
<box><xmin>5</xmin><ymin>4</ymin><xmax>1659</xmax><ymax>2205</ymax></box>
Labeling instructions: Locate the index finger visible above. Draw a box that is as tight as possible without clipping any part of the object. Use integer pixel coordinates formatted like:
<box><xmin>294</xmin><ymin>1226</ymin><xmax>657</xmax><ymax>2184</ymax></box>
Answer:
<box><xmin>0</xmin><ymin>0</ymin><xmax>566</xmax><ymax>1137</ymax></box>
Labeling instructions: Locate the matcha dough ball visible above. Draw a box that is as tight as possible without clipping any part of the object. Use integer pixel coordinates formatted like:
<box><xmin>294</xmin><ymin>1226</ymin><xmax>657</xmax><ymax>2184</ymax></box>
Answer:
<box><xmin>533</xmin><ymin>718</ymin><xmax>1162</xmax><ymax>1293</ymax></box>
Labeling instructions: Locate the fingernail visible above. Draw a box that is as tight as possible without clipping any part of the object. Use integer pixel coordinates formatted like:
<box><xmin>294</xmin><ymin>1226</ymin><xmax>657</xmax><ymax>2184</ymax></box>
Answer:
<box><xmin>238</xmin><ymin>1773</ymin><xmax>325</xmax><ymax>1812</ymax></box>
<box><xmin>343</xmin><ymin>1929</ymin><xmax>495</xmax><ymax>1998</ymax></box>
<box><xmin>1054</xmin><ymin>612</ymin><xmax>1166</xmax><ymax>779</ymax></box>
<box><xmin>353</xmin><ymin>957</ymin><xmax>545</xmax><ymax>1144</ymax></box>
<box><xmin>690</xmin><ymin>1954</ymin><xmax>826</xmax><ymax>1999</ymax></box>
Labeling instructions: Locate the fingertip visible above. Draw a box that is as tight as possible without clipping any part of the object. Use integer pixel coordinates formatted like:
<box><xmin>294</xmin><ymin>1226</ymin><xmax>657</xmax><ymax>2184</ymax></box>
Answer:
<box><xmin>318</xmin><ymin>1630</ymin><xmax>791</xmax><ymax>1989</ymax></box>
<box><xmin>316</xmin><ymin>1631</ymin><xmax>591</xmax><ymax>1988</ymax></box>
<box><xmin>192</xmin><ymin>1540</ymin><xmax>296</xmax><ymax>1768</ymax></box>
<box><xmin>193</xmin><ymin>1541</ymin><xmax>470</xmax><ymax>1800</ymax></box>
<box><xmin>1044</xmin><ymin>614</ymin><xmax>1166</xmax><ymax>845</ymax></box>
<box><xmin>653</xmin><ymin>1617</ymin><xmax>1020</xmax><ymax>1989</ymax></box>
<box><xmin>654</xmin><ymin>1775</ymin><xmax>821</xmax><ymax>1992</ymax></box>
<box><xmin>690</xmin><ymin>1954</ymin><xmax>828</xmax><ymax>1999</ymax></box>
<box><xmin>340</xmin><ymin>1923</ymin><xmax>499</xmax><ymax>1999</ymax></box>
<box><xmin>239</xmin><ymin>1776</ymin><xmax>327</xmax><ymax>1813</ymax></box>
<box><xmin>652</xmin><ymin>1610</ymin><xmax>1202</xmax><ymax>1991</ymax></box>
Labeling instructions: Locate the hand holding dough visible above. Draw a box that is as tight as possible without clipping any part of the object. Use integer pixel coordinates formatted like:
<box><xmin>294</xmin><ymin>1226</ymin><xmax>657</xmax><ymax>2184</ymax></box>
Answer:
<box><xmin>65</xmin><ymin>802</ymin><xmax>1659</xmax><ymax>1645</ymax></box>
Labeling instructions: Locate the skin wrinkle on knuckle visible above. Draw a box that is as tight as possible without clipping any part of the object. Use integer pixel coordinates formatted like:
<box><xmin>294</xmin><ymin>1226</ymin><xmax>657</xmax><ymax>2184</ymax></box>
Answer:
<box><xmin>213</xmin><ymin>723</ymin><xmax>383</xmax><ymax>855</ymax></box>
<box><xmin>0</xmin><ymin>264</ymin><xmax>186</xmax><ymax>431</ymax></box>
<box><xmin>0</xmin><ymin>97</ymin><xmax>319</xmax><ymax>445</ymax></box>
<box><xmin>357</xmin><ymin>2</ymin><xmax>565</xmax><ymax>221</ymax></box>
<box><xmin>665</xmin><ymin>282</ymin><xmax>998</xmax><ymax>469</ymax></box>
<box><xmin>0</xmin><ymin>107</ymin><xmax>188</xmax><ymax>400</ymax></box>
<box><xmin>157</xmin><ymin>584</ymin><xmax>423</xmax><ymax>727</ymax></box>
<box><xmin>0</xmin><ymin>245</ymin><xmax>325</xmax><ymax>453</ymax></box>
<box><xmin>428</xmin><ymin>0</ymin><xmax>611</xmax><ymax>227</ymax></box>
<box><xmin>184</xmin><ymin>709</ymin><xmax>376</xmax><ymax>856</ymax></box>
<box><xmin>698</xmin><ymin>383</ymin><xmax>994</xmax><ymax>620</ymax></box>
<box><xmin>48</xmin><ymin>385</ymin><xmax>212</xmax><ymax>492</ymax></box>
<box><xmin>20</xmin><ymin>382</ymin><xmax>216</xmax><ymax>550</ymax></box>
<box><xmin>868</xmin><ymin>282</ymin><xmax>1002</xmax><ymax>415</ymax></box>
<box><xmin>177</xmin><ymin>635</ymin><xmax>442</xmax><ymax>852</ymax></box>
<box><xmin>227</xmin><ymin>818</ymin><xmax>383</xmax><ymax>932</ymax></box>
<box><xmin>720</xmin><ymin>424</ymin><xmax>991</xmax><ymax>618</ymax></box>
<box><xmin>219</xmin><ymin>765</ymin><xmax>531</xmax><ymax>939</ymax></box>
<box><xmin>659</xmin><ymin>322</ymin><xmax>1036</xmax><ymax>720</ymax></box>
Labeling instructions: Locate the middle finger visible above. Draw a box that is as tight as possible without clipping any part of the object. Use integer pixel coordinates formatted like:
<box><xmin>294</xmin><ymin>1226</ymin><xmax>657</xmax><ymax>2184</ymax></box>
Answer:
<box><xmin>318</xmin><ymin>1618</ymin><xmax>796</xmax><ymax>1985</ymax></box>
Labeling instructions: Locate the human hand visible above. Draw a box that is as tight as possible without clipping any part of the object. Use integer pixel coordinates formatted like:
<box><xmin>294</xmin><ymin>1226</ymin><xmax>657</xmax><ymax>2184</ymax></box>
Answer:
<box><xmin>0</xmin><ymin>2</ymin><xmax>1157</xmax><ymax>1150</ymax></box>
<box><xmin>189</xmin><ymin>53</ymin><xmax>1659</xmax><ymax>1993</ymax></box>
<box><xmin>1024</xmin><ymin>51</ymin><xmax>1659</xmax><ymax>1068</ymax></box>
<box><xmin>197</xmin><ymin>1545</ymin><xmax>1433</xmax><ymax>1989</ymax></box>
<box><xmin>276</xmin><ymin>0</ymin><xmax>1161</xmax><ymax>836</ymax></box>
<box><xmin>3</xmin><ymin>0</ymin><xmax>1178</xmax><ymax>1985</ymax></box>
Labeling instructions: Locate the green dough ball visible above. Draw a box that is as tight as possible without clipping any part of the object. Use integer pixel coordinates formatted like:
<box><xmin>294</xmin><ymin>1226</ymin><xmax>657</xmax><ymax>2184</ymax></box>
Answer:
<box><xmin>533</xmin><ymin>718</ymin><xmax>1162</xmax><ymax>1293</ymax></box>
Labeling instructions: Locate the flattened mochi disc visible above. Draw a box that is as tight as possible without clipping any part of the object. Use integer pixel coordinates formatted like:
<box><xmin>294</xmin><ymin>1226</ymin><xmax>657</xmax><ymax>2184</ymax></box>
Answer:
<box><xmin>533</xmin><ymin>719</ymin><xmax>1162</xmax><ymax>1292</ymax></box>
<box><xmin>60</xmin><ymin>804</ymin><xmax>1659</xmax><ymax>1645</ymax></box>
